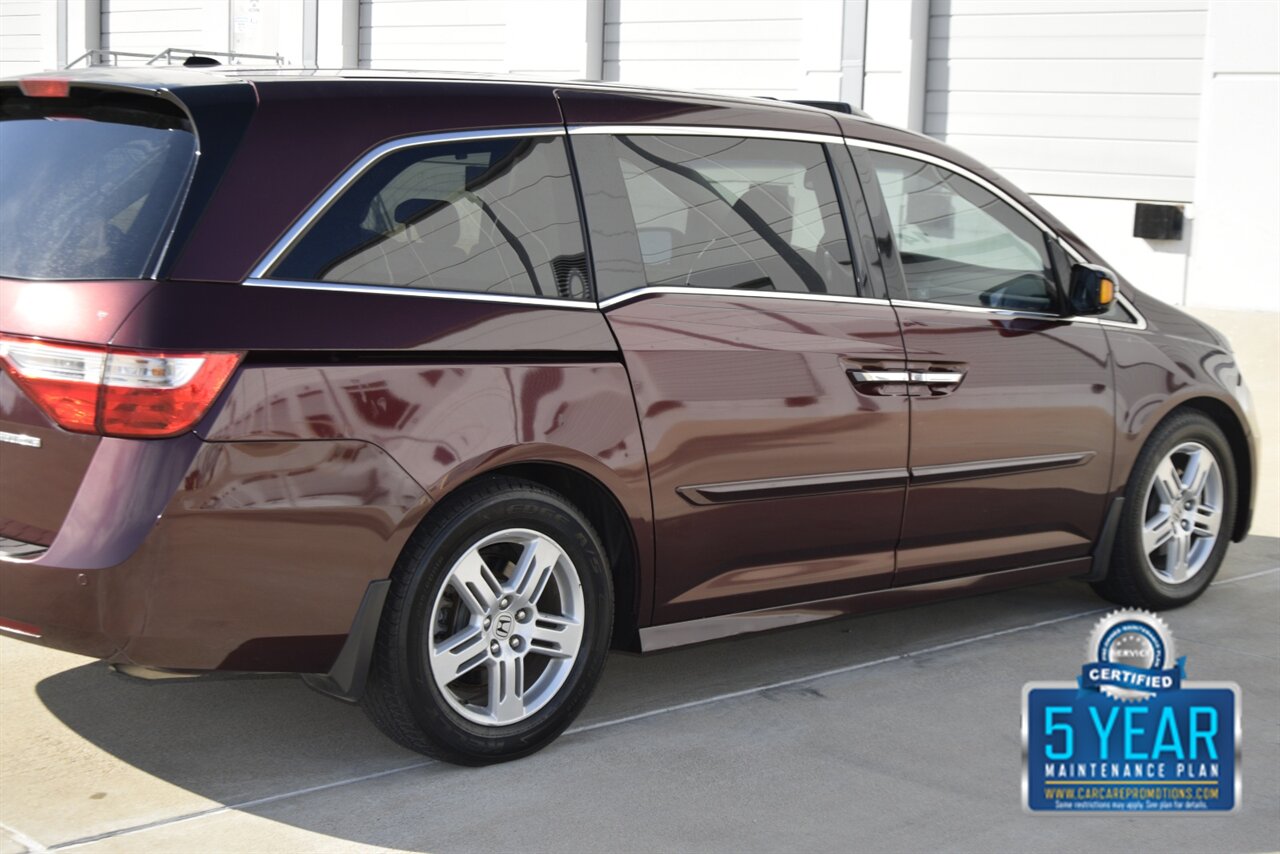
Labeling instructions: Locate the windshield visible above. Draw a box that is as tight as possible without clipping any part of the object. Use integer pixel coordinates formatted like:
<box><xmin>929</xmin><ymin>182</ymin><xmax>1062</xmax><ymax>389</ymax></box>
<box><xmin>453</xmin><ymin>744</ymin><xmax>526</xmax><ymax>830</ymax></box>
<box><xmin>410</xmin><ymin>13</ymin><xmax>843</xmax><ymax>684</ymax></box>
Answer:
<box><xmin>0</xmin><ymin>92</ymin><xmax>196</xmax><ymax>280</ymax></box>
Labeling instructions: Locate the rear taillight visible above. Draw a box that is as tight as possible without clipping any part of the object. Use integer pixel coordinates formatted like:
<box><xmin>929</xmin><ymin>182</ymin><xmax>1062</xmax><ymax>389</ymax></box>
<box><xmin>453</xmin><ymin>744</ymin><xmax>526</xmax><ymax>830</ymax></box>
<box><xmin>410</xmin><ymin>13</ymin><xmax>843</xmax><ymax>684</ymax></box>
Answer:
<box><xmin>0</xmin><ymin>336</ymin><xmax>242</xmax><ymax>438</ymax></box>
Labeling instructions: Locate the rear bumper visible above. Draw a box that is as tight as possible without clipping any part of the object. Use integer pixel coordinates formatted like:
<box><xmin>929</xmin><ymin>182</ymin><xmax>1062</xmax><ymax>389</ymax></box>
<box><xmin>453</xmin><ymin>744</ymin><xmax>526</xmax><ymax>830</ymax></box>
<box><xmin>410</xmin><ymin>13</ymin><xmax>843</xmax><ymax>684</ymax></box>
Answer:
<box><xmin>0</xmin><ymin>435</ymin><xmax>428</xmax><ymax>672</ymax></box>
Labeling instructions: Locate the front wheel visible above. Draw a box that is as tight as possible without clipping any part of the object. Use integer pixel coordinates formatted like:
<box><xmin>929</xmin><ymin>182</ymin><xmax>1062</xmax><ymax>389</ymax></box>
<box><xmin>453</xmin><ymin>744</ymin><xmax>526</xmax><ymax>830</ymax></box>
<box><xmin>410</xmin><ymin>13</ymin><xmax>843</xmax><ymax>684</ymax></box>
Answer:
<box><xmin>362</xmin><ymin>477</ymin><xmax>613</xmax><ymax>764</ymax></box>
<box><xmin>1092</xmin><ymin>411</ymin><xmax>1237</xmax><ymax>610</ymax></box>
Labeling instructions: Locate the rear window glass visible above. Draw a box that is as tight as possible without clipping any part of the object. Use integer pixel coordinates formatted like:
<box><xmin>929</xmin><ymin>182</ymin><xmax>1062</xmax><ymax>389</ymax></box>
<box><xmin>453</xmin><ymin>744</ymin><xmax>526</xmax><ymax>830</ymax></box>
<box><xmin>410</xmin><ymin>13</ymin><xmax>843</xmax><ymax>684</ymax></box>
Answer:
<box><xmin>0</xmin><ymin>91</ymin><xmax>195</xmax><ymax>280</ymax></box>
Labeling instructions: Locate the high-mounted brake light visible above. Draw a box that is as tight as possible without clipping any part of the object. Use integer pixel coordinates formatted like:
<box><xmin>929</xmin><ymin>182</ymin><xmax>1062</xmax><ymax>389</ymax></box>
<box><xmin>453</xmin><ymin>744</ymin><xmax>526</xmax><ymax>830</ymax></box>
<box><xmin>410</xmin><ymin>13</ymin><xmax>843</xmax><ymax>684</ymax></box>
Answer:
<box><xmin>0</xmin><ymin>336</ymin><xmax>242</xmax><ymax>438</ymax></box>
<box><xmin>18</xmin><ymin>78</ymin><xmax>71</xmax><ymax>98</ymax></box>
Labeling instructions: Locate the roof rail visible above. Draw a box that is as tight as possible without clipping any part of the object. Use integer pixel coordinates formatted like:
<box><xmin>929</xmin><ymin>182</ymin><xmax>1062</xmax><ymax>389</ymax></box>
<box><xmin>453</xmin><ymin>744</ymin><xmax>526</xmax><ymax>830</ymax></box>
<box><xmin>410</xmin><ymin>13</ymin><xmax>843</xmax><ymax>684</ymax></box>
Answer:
<box><xmin>754</xmin><ymin>96</ymin><xmax>872</xmax><ymax>119</ymax></box>
<box><xmin>784</xmin><ymin>99</ymin><xmax>872</xmax><ymax>119</ymax></box>
<box><xmin>65</xmin><ymin>48</ymin><xmax>286</xmax><ymax>69</ymax></box>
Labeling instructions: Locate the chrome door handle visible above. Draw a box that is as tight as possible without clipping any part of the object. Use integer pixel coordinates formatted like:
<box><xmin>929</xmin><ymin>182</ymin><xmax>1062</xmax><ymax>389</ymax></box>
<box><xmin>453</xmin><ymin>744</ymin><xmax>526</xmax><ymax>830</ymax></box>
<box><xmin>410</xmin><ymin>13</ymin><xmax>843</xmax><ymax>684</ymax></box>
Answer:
<box><xmin>848</xmin><ymin>370</ymin><xmax>910</xmax><ymax>383</ymax></box>
<box><xmin>908</xmin><ymin>371</ymin><xmax>965</xmax><ymax>384</ymax></box>
<box><xmin>847</xmin><ymin>367</ymin><xmax>966</xmax><ymax>397</ymax></box>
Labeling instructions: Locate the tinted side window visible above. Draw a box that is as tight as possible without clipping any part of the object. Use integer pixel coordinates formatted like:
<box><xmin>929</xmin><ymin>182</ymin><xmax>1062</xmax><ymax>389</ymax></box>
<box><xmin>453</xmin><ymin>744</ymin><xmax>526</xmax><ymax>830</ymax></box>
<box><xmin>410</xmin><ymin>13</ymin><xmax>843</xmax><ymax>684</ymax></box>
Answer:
<box><xmin>868</xmin><ymin>151</ymin><xmax>1057</xmax><ymax>312</ymax></box>
<box><xmin>610</xmin><ymin>135</ymin><xmax>857</xmax><ymax>296</ymax></box>
<box><xmin>271</xmin><ymin>136</ymin><xmax>589</xmax><ymax>299</ymax></box>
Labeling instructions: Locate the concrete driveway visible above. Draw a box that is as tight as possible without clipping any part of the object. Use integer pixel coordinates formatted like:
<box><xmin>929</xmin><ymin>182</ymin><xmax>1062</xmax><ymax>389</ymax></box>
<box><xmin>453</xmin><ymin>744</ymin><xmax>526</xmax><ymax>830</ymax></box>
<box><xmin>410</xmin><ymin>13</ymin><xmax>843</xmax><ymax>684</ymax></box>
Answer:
<box><xmin>2</xmin><ymin>538</ymin><xmax>1277</xmax><ymax>853</ymax></box>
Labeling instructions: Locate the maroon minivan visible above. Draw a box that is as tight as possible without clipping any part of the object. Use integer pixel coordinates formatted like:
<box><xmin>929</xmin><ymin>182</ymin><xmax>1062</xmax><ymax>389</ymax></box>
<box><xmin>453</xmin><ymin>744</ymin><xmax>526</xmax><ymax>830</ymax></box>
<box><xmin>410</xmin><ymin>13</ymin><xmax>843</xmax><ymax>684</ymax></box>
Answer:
<box><xmin>0</xmin><ymin>67</ymin><xmax>1256</xmax><ymax>764</ymax></box>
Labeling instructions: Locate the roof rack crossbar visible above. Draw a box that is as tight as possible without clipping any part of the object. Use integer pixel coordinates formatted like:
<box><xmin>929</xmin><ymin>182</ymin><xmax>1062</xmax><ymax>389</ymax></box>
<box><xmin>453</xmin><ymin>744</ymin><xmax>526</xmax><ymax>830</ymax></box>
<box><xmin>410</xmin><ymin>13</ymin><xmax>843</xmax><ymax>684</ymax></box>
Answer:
<box><xmin>64</xmin><ymin>48</ymin><xmax>286</xmax><ymax>69</ymax></box>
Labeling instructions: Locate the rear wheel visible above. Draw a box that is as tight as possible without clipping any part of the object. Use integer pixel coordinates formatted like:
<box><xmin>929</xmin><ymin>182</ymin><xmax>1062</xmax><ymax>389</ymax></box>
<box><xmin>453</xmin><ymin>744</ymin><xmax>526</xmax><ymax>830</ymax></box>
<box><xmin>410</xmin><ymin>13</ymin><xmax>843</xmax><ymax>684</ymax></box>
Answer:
<box><xmin>1093</xmin><ymin>412</ymin><xmax>1236</xmax><ymax>609</ymax></box>
<box><xmin>362</xmin><ymin>477</ymin><xmax>613</xmax><ymax>764</ymax></box>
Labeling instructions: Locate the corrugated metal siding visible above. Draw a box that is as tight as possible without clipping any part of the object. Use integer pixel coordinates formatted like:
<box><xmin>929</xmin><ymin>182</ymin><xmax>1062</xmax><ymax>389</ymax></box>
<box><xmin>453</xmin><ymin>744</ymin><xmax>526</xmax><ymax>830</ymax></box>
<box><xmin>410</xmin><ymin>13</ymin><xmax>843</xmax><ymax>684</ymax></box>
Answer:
<box><xmin>925</xmin><ymin>0</ymin><xmax>1208</xmax><ymax>202</ymax></box>
<box><xmin>604</xmin><ymin>0</ymin><xmax>831</xmax><ymax>97</ymax></box>
<box><xmin>359</xmin><ymin>0</ymin><xmax>508</xmax><ymax>71</ymax></box>
<box><xmin>101</xmin><ymin>0</ymin><xmax>208</xmax><ymax>60</ymax></box>
<box><xmin>0</xmin><ymin>0</ymin><xmax>44</xmax><ymax>76</ymax></box>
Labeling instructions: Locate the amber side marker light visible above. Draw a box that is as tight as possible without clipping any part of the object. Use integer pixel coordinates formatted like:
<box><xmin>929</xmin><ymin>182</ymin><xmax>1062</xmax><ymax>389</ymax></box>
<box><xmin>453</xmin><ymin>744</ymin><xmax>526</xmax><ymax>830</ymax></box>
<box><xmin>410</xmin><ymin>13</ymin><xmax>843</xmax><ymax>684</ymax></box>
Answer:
<box><xmin>1099</xmin><ymin>278</ymin><xmax>1116</xmax><ymax>306</ymax></box>
<box><xmin>18</xmin><ymin>78</ymin><xmax>71</xmax><ymax>98</ymax></box>
<box><xmin>0</xmin><ymin>335</ymin><xmax>243</xmax><ymax>438</ymax></box>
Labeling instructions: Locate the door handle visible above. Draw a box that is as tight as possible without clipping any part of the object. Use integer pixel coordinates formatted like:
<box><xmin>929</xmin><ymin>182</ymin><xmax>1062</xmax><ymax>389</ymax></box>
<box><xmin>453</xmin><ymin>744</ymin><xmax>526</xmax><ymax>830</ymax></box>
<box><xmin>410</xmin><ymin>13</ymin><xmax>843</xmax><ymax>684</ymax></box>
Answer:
<box><xmin>846</xmin><ymin>368</ymin><xmax>910</xmax><ymax>396</ymax></box>
<box><xmin>906</xmin><ymin>368</ymin><xmax>966</xmax><ymax>396</ymax></box>
<box><xmin>846</xmin><ymin>366</ymin><xmax>966</xmax><ymax>396</ymax></box>
<box><xmin>908</xmin><ymin>371</ymin><xmax>965</xmax><ymax>384</ymax></box>
<box><xmin>848</xmin><ymin>370</ymin><xmax>964</xmax><ymax>385</ymax></box>
<box><xmin>848</xmin><ymin>370</ymin><xmax>910</xmax><ymax>383</ymax></box>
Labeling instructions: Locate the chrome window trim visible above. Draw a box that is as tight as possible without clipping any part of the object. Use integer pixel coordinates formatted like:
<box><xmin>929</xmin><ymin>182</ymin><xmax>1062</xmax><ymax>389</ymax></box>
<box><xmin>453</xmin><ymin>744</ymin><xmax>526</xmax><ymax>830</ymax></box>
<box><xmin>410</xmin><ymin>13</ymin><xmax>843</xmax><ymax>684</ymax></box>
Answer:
<box><xmin>598</xmin><ymin>286</ymin><xmax>887</xmax><ymax>310</ymax></box>
<box><xmin>243</xmin><ymin>279</ymin><xmax>892</xmax><ymax>311</ymax></box>
<box><xmin>845</xmin><ymin>139</ymin><xmax>1148</xmax><ymax>331</ymax></box>
<box><xmin>243</xmin><ymin>277</ymin><xmax>599</xmax><ymax>310</ymax></box>
<box><xmin>571</xmin><ymin>126</ymin><xmax>882</xmax><ymax>311</ymax></box>
<box><xmin>890</xmin><ymin>294</ymin><xmax>1146</xmax><ymax>330</ymax></box>
<box><xmin>242</xmin><ymin>121</ymin><xmax>1148</xmax><ymax>331</ymax></box>
<box><xmin>1078</xmin><ymin>294</ymin><xmax>1148</xmax><ymax>330</ymax></box>
<box><xmin>248</xmin><ymin>126</ymin><xmax>567</xmax><ymax>280</ymax></box>
<box><xmin>890</xmin><ymin>298</ymin><xmax>1060</xmax><ymax>320</ymax></box>
<box><xmin>848</xmin><ymin>139</ymin><xmax>1064</xmax><ymax>243</ymax></box>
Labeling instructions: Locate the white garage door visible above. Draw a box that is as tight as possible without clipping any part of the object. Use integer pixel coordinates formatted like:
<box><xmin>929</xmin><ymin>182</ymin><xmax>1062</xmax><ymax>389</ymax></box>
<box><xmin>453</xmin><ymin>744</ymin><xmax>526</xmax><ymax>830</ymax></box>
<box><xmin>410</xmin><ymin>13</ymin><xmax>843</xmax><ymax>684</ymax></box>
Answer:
<box><xmin>100</xmin><ymin>0</ymin><xmax>208</xmax><ymax>60</ymax></box>
<box><xmin>604</xmin><ymin>0</ymin><xmax>843</xmax><ymax>98</ymax></box>
<box><xmin>358</xmin><ymin>0</ymin><xmax>590</xmax><ymax>77</ymax></box>
<box><xmin>0</xmin><ymin>1</ymin><xmax>46</xmax><ymax>76</ymax></box>
<box><xmin>360</xmin><ymin>0</ymin><xmax>507</xmax><ymax>72</ymax></box>
<box><xmin>925</xmin><ymin>0</ymin><xmax>1208</xmax><ymax>202</ymax></box>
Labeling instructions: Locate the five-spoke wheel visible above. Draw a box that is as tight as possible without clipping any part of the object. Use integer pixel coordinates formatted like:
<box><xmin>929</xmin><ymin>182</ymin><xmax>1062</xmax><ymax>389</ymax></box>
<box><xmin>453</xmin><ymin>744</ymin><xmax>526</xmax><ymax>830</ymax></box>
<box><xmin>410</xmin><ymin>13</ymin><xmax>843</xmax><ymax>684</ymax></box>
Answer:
<box><xmin>1141</xmin><ymin>441</ymin><xmax>1224</xmax><ymax>585</ymax></box>
<box><xmin>362</xmin><ymin>477</ymin><xmax>612</xmax><ymax>764</ymax></box>
<box><xmin>428</xmin><ymin>529</ymin><xmax>585</xmax><ymax>726</ymax></box>
<box><xmin>1094</xmin><ymin>411</ymin><xmax>1236</xmax><ymax>610</ymax></box>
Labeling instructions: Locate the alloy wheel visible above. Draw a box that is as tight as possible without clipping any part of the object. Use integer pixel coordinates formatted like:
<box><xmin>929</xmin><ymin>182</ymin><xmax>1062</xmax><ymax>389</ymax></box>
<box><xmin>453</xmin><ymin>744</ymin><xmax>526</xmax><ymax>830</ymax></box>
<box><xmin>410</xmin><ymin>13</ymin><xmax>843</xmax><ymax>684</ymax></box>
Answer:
<box><xmin>1141</xmin><ymin>441</ymin><xmax>1224</xmax><ymax>585</ymax></box>
<box><xmin>427</xmin><ymin>528</ymin><xmax>585</xmax><ymax>726</ymax></box>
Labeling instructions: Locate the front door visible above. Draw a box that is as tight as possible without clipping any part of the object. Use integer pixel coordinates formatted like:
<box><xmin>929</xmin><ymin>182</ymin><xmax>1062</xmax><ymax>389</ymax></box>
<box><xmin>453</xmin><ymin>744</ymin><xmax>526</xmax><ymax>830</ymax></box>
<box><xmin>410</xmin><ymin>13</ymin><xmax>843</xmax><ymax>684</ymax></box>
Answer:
<box><xmin>853</xmin><ymin>145</ymin><xmax>1114</xmax><ymax>585</ymax></box>
<box><xmin>569</xmin><ymin>127</ymin><xmax>910</xmax><ymax>624</ymax></box>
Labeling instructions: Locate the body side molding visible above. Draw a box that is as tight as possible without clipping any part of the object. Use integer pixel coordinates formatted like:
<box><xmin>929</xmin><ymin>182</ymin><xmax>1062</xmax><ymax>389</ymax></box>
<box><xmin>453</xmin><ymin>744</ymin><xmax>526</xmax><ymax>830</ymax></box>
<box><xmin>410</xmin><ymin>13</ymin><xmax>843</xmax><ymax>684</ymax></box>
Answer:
<box><xmin>909</xmin><ymin>451</ymin><xmax>1095</xmax><ymax>485</ymax></box>
<box><xmin>675</xmin><ymin>452</ymin><xmax>1095</xmax><ymax>505</ymax></box>
<box><xmin>676</xmin><ymin>468</ymin><xmax>909</xmax><ymax>505</ymax></box>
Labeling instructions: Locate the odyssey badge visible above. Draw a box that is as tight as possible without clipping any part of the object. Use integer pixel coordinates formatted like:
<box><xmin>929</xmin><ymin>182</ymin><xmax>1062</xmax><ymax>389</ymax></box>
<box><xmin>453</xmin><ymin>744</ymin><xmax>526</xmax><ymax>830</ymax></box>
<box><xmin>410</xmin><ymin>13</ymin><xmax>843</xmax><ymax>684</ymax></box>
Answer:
<box><xmin>1022</xmin><ymin>609</ymin><xmax>1240</xmax><ymax>813</ymax></box>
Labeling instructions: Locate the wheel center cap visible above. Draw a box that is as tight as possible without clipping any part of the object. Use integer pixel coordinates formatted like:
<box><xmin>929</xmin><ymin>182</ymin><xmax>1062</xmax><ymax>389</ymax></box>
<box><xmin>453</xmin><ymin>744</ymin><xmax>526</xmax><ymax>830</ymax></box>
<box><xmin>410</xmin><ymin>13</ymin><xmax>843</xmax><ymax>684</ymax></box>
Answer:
<box><xmin>493</xmin><ymin>612</ymin><xmax>514</xmax><ymax>640</ymax></box>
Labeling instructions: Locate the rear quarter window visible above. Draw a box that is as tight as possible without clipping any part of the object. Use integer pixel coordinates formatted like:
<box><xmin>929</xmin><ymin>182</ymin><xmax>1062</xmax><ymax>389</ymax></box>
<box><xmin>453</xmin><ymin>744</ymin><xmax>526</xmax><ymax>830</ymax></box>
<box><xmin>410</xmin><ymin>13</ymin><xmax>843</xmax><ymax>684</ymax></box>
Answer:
<box><xmin>269</xmin><ymin>135</ymin><xmax>590</xmax><ymax>300</ymax></box>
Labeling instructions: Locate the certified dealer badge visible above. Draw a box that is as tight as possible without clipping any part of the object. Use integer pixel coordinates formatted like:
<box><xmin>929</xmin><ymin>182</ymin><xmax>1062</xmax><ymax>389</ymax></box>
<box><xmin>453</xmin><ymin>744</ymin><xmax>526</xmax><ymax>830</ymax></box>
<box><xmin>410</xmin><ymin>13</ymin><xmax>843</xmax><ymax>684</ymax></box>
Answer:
<box><xmin>1084</xmin><ymin>610</ymin><xmax>1181</xmax><ymax>701</ymax></box>
<box><xmin>1023</xmin><ymin>609</ymin><xmax>1241</xmax><ymax>813</ymax></box>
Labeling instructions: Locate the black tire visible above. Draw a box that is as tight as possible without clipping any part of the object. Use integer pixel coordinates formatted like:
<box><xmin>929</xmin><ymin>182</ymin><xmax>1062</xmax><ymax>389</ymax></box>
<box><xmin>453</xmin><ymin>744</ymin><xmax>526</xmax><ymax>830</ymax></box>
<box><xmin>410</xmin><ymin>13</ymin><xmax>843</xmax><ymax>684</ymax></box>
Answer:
<box><xmin>1092</xmin><ymin>411</ymin><xmax>1237</xmax><ymax>610</ymax></box>
<box><xmin>362</xmin><ymin>476</ymin><xmax>613</xmax><ymax>765</ymax></box>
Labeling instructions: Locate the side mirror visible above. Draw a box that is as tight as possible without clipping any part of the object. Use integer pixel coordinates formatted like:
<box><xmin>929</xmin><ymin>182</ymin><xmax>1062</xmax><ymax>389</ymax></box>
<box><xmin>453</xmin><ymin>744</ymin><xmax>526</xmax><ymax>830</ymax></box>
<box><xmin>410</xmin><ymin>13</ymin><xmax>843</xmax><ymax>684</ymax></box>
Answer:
<box><xmin>1069</xmin><ymin>263</ymin><xmax>1117</xmax><ymax>315</ymax></box>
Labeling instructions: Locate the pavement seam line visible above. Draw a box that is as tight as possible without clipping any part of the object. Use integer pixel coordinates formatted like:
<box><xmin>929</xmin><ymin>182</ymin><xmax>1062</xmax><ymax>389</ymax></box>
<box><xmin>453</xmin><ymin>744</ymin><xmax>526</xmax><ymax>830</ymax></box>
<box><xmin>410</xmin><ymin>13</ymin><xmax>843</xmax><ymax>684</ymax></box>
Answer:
<box><xmin>1</xmin><ymin>820</ymin><xmax>51</xmax><ymax>854</ymax></box>
<box><xmin>1214</xmin><ymin>565</ymin><xmax>1280</xmax><ymax>584</ymax></box>
<box><xmin>43</xmin><ymin>565</ymin><xmax>1279</xmax><ymax>850</ymax></box>
<box><xmin>50</xmin><ymin>763</ymin><xmax>436</xmax><ymax>852</ymax></box>
<box><xmin>48</xmin><ymin>604</ymin><xmax>1113</xmax><ymax>850</ymax></box>
<box><xmin>568</xmin><ymin>605</ymin><xmax>1113</xmax><ymax>735</ymax></box>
